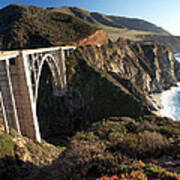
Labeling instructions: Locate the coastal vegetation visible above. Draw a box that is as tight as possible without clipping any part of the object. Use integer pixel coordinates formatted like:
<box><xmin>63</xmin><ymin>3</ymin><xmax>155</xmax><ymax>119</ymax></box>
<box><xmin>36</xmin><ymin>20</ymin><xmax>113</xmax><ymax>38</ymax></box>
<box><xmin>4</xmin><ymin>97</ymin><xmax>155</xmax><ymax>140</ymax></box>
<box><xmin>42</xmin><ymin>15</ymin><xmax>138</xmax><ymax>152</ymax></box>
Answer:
<box><xmin>0</xmin><ymin>115</ymin><xmax>179</xmax><ymax>179</ymax></box>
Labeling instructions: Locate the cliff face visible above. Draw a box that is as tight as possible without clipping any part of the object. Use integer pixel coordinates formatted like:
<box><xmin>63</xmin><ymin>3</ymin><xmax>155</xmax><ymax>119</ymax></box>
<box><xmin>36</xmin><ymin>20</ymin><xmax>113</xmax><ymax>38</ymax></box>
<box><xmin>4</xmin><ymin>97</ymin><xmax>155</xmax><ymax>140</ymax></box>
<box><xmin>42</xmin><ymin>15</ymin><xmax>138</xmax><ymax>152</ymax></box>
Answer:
<box><xmin>138</xmin><ymin>35</ymin><xmax>180</xmax><ymax>53</ymax></box>
<box><xmin>74</xmin><ymin>39</ymin><xmax>177</xmax><ymax>95</ymax></box>
<box><xmin>36</xmin><ymin>39</ymin><xmax>180</xmax><ymax>144</ymax></box>
<box><xmin>67</xmin><ymin>39</ymin><xmax>178</xmax><ymax>118</ymax></box>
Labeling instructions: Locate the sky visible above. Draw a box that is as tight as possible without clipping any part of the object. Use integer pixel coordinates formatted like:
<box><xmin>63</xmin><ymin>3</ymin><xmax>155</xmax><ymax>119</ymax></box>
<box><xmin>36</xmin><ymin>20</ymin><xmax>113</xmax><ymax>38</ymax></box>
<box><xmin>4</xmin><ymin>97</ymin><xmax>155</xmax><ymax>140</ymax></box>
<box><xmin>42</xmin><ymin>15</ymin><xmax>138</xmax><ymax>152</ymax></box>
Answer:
<box><xmin>0</xmin><ymin>0</ymin><xmax>180</xmax><ymax>35</ymax></box>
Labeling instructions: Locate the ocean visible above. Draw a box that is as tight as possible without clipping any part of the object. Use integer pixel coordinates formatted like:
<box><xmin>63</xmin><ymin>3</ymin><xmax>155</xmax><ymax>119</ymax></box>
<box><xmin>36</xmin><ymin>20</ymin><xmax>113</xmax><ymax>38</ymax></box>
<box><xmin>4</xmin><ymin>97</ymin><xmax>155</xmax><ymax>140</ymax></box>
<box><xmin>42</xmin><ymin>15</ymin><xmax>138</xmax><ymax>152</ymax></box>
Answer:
<box><xmin>160</xmin><ymin>54</ymin><xmax>180</xmax><ymax>121</ymax></box>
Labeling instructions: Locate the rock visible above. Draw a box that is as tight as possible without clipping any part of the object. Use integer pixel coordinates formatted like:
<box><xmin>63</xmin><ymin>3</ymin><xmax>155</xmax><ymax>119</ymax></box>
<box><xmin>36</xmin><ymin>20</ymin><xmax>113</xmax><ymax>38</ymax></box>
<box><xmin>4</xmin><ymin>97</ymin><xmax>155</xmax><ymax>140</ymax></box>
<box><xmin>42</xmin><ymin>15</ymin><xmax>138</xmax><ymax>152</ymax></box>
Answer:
<box><xmin>79</xmin><ymin>30</ymin><xmax>109</xmax><ymax>46</ymax></box>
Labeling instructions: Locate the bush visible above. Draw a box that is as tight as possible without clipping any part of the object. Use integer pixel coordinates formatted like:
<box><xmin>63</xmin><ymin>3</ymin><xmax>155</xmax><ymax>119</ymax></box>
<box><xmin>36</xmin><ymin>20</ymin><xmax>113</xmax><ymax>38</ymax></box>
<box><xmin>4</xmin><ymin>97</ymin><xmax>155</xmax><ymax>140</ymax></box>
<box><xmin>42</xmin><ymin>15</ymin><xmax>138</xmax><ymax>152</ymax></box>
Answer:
<box><xmin>0</xmin><ymin>134</ymin><xmax>15</xmax><ymax>158</ymax></box>
<box><xmin>120</xmin><ymin>131</ymin><xmax>170</xmax><ymax>158</ymax></box>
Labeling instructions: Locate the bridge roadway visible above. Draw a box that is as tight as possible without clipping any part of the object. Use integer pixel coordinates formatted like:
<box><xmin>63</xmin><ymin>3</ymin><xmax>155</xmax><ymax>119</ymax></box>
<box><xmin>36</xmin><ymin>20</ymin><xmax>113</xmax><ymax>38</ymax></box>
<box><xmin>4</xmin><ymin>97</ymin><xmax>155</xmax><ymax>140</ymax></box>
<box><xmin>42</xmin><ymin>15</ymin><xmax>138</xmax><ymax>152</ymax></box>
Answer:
<box><xmin>0</xmin><ymin>46</ymin><xmax>76</xmax><ymax>142</ymax></box>
<box><xmin>0</xmin><ymin>46</ymin><xmax>76</xmax><ymax>60</ymax></box>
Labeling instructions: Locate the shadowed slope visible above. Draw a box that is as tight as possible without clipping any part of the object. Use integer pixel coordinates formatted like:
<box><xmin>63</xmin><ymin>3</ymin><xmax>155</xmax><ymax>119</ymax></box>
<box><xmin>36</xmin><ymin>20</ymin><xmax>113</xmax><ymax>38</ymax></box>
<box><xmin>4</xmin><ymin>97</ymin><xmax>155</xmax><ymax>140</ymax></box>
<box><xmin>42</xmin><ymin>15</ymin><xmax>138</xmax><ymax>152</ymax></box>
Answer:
<box><xmin>0</xmin><ymin>4</ymin><xmax>98</xmax><ymax>50</ymax></box>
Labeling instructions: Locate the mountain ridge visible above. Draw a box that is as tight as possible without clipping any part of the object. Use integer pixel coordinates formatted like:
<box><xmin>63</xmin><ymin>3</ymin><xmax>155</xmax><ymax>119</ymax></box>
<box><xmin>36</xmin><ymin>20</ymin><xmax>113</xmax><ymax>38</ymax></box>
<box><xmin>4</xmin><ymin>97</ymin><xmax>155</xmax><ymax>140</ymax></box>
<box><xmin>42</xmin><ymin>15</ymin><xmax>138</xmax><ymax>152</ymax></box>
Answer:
<box><xmin>1</xmin><ymin>4</ymin><xmax>180</xmax><ymax>52</ymax></box>
<box><xmin>49</xmin><ymin>6</ymin><xmax>169</xmax><ymax>35</ymax></box>
<box><xmin>49</xmin><ymin>6</ymin><xmax>180</xmax><ymax>53</ymax></box>
<box><xmin>0</xmin><ymin>4</ymin><xmax>101</xmax><ymax>50</ymax></box>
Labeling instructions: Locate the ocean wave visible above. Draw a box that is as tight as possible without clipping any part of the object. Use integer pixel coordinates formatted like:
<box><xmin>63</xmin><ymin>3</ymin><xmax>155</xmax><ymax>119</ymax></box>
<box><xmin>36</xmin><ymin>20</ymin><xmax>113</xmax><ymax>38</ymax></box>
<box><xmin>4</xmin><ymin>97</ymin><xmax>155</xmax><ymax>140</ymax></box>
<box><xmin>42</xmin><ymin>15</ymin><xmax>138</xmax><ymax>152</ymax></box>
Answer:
<box><xmin>160</xmin><ymin>83</ymin><xmax>180</xmax><ymax>121</ymax></box>
<box><xmin>159</xmin><ymin>54</ymin><xmax>180</xmax><ymax>121</ymax></box>
<box><xmin>174</xmin><ymin>53</ymin><xmax>180</xmax><ymax>63</ymax></box>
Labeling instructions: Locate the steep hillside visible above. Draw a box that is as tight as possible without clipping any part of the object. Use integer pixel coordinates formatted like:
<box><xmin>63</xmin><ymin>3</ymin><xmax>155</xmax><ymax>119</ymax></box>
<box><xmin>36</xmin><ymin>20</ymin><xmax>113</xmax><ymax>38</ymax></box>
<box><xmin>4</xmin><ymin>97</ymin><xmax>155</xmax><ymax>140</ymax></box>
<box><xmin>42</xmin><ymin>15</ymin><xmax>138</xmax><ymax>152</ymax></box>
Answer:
<box><xmin>29</xmin><ymin>116</ymin><xmax>180</xmax><ymax>179</ymax></box>
<box><xmin>50</xmin><ymin>6</ymin><xmax>180</xmax><ymax>53</ymax></box>
<box><xmin>107</xmin><ymin>15</ymin><xmax>168</xmax><ymax>34</ymax></box>
<box><xmin>0</xmin><ymin>115</ymin><xmax>179</xmax><ymax>179</ymax></box>
<box><xmin>50</xmin><ymin>6</ymin><xmax>169</xmax><ymax>35</ymax></box>
<box><xmin>0</xmin><ymin>121</ymin><xmax>64</xmax><ymax>179</ymax></box>
<box><xmin>0</xmin><ymin>4</ymin><xmax>99</xmax><ymax>50</ymax></box>
<box><xmin>138</xmin><ymin>34</ymin><xmax>180</xmax><ymax>53</ymax></box>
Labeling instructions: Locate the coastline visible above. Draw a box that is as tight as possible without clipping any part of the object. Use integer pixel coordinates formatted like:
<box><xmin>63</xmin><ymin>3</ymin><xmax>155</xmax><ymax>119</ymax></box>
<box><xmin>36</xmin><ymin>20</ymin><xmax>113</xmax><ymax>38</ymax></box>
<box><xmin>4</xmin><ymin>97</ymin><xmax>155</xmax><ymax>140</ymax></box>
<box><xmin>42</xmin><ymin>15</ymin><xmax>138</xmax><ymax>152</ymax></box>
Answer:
<box><xmin>148</xmin><ymin>93</ymin><xmax>163</xmax><ymax>117</ymax></box>
<box><xmin>149</xmin><ymin>82</ymin><xmax>180</xmax><ymax>121</ymax></box>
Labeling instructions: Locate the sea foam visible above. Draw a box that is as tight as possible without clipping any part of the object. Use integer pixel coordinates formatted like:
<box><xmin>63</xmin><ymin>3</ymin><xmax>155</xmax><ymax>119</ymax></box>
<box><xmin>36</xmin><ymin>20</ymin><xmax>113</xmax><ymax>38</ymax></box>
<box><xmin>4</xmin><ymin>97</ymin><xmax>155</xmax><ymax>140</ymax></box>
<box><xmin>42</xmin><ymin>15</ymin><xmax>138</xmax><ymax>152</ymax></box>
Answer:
<box><xmin>159</xmin><ymin>54</ymin><xmax>180</xmax><ymax>121</ymax></box>
<box><xmin>174</xmin><ymin>53</ymin><xmax>180</xmax><ymax>63</ymax></box>
<box><xmin>160</xmin><ymin>83</ymin><xmax>180</xmax><ymax>121</ymax></box>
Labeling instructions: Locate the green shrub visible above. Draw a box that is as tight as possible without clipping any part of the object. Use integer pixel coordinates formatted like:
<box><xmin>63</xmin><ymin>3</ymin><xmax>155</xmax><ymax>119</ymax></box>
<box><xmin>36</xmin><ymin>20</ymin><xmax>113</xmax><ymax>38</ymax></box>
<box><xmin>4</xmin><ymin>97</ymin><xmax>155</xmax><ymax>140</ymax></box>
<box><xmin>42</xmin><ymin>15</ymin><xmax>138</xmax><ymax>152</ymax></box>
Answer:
<box><xmin>0</xmin><ymin>134</ymin><xmax>15</xmax><ymax>158</ymax></box>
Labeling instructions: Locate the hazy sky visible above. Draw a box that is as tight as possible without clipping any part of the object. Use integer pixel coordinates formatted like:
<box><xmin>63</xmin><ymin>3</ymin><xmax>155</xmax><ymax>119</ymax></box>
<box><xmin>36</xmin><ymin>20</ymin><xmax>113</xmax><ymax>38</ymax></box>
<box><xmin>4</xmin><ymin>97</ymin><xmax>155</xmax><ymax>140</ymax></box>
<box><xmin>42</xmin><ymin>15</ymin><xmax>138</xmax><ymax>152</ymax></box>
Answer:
<box><xmin>0</xmin><ymin>0</ymin><xmax>180</xmax><ymax>35</ymax></box>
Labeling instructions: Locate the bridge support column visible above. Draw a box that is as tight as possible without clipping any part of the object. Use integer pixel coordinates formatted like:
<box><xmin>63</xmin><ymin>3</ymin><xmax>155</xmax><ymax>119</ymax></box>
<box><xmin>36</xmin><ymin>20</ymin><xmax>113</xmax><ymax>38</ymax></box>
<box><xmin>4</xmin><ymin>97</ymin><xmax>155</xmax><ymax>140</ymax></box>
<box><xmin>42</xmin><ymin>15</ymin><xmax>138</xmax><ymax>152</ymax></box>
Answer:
<box><xmin>0</xmin><ymin>92</ymin><xmax>10</xmax><ymax>133</ymax></box>
<box><xmin>0</xmin><ymin>60</ymin><xmax>21</xmax><ymax>134</ymax></box>
<box><xmin>9</xmin><ymin>52</ymin><xmax>41</xmax><ymax>142</ymax></box>
<box><xmin>58</xmin><ymin>49</ymin><xmax>67</xmax><ymax>92</ymax></box>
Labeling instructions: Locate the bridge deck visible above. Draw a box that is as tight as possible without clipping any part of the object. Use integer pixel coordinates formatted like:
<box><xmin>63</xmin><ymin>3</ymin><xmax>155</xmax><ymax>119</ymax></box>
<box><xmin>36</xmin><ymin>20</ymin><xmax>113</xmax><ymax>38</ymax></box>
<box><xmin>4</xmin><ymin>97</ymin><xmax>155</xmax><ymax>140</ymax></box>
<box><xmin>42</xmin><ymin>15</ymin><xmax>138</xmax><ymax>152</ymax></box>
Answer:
<box><xmin>0</xmin><ymin>46</ymin><xmax>76</xmax><ymax>60</ymax></box>
<box><xmin>0</xmin><ymin>51</ymin><xmax>19</xmax><ymax>61</ymax></box>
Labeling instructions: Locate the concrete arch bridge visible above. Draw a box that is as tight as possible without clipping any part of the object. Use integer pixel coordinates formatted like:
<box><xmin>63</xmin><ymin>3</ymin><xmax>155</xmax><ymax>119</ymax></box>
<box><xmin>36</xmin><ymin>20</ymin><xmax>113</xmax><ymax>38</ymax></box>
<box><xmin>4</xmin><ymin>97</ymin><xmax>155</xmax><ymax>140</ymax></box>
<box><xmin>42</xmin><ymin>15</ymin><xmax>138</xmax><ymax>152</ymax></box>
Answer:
<box><xmin>0</xmin><ymin>46</ymin><xmax>76</xmax><ymax>142</ymax></box>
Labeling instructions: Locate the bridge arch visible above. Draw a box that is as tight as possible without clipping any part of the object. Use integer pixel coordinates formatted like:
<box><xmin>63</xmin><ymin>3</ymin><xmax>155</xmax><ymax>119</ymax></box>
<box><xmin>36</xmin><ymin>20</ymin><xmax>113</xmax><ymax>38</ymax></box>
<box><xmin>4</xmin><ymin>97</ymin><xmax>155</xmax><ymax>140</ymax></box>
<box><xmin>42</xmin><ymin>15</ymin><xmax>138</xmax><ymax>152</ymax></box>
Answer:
<box><xmin>34</xmin><ymin>54</ymin><xmax>62</xmax><ymax>104</ymax></box>
<box><xmin>34</xmin><ymin>54</ymin><xmax>63</xmax><ymax>141</ymax></box>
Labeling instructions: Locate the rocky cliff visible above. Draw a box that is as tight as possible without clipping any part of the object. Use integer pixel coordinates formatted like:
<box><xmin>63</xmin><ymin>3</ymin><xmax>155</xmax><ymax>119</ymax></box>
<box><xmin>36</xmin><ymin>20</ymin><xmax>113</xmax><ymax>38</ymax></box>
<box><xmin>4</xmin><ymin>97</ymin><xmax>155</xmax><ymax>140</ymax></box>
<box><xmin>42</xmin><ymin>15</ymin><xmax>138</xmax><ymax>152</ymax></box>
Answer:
<box><xmin>78</xmin><ymin>30</ymin><xmax>109</xmax><ymax>46</ymax></box>
<box><xmin>74</xmin><ymin>39</ymin><xmax>177</xmax><ymax>94</ymax></box>
<box><xmin>66</xmin><ymin>38</ymin><xmax>178</xmax><ymax>113</ymax></box>
<box><xmin>137</xmin><ymin>34</ymin><xmax>180</xmax><ymax>53</ymax></box>
<box><xmin>36</xmin><ymin>38</ymin><xmax>180</xmax><ymax>144</ymax></box>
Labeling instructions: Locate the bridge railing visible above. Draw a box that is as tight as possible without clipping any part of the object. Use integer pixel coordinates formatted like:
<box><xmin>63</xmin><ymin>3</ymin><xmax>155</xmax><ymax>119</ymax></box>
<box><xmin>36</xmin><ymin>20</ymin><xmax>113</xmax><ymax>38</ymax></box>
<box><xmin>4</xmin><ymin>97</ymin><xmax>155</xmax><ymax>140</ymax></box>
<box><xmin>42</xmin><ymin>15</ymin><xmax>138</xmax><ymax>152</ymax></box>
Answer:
<box><xmin>0</xmin><ymin>46</ymin><xmax>76</xmax><ymax>61</ymax></box>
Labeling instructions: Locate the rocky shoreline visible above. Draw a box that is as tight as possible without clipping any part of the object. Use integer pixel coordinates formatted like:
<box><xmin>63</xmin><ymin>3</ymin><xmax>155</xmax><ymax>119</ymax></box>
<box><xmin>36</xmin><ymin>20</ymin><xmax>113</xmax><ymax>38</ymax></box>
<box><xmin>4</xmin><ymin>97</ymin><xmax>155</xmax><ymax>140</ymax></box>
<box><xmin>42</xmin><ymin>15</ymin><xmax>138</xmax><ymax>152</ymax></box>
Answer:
<box><xmin>149</xmin><ymin>93</ymin><xmax>163</xmax><ymax>116</ymax></box>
